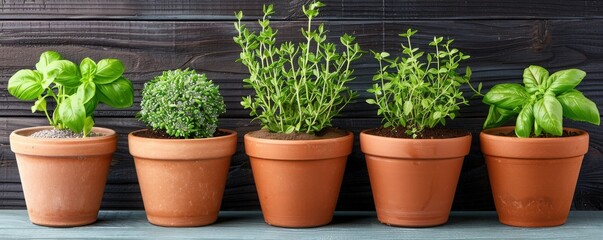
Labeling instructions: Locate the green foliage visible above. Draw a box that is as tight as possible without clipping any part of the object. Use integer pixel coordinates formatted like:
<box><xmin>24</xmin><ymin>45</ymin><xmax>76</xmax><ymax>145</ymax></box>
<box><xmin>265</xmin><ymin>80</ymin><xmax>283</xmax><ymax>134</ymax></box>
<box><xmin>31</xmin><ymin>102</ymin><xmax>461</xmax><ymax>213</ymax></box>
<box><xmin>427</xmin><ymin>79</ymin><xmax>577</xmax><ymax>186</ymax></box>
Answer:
<box><xmin>7</xmin><ymin>51</ymin><xmax>133</xmax><ymax>136</ymax></box>
<box><xmin>138</xmin><ymin>69</ymin><xmax>225</xmax><ymax>139</ymax></box>
<box><xmin>367</xmin><ymin>29</ymin><xmax>479</xmax><ymax>138</ymax></box>
<box><xmin>234</xmin><ymin>2</ymin><xmax>363</xmax><ymax>134</ymax></box>
<box><xmin>483</xmin><ymin>65</ymin><xmax>600</xmax><ymax>138</ymax></box>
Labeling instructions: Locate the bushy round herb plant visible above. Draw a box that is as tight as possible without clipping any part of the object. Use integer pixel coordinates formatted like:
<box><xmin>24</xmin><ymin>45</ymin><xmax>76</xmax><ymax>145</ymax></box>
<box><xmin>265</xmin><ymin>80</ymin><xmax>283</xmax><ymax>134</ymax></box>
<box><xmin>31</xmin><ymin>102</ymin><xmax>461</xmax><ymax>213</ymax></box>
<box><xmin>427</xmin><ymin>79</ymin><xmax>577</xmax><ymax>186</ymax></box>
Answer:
<box><xmin>368</xmin><ymin>29</ymin><xmax>480</xmax><ymax>138</ymax></box>
<box><xmin>8</xmin><ymin>50</ymin><xmax>134</xmax><ymax>137</ymax></box>
<box><xmin>234</xmin><ymin>2</ymin><xmax>363</xmax><ymax>134</ymax></box>
<box><xmin>138</xmin><ymin>69</ymin><xmax>225</xmax><ymax>139</ymax></box>
<box><xmin>483</xmin><ymin>65</ymin><xmax>600</xmax><ymax>138</ymax></box>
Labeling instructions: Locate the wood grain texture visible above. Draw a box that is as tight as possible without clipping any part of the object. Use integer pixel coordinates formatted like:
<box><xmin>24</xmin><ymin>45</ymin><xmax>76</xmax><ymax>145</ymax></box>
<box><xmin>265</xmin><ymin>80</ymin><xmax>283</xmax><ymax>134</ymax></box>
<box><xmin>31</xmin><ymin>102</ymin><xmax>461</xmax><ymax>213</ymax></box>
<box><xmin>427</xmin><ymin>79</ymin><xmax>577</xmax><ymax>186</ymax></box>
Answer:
<box><xmin>0</xmin><ymin>1</ymin><xmax>602</xmax><ymax>20</ymax></box>
<box><xmin>1</xmin><ymin>210</ymin><xmax>603</xmax><ymax>239</ymax></box>
<box><xmin>1</xmin><ymin>2</ymin><xmax>603</xmax><ymax>211</ymax></box>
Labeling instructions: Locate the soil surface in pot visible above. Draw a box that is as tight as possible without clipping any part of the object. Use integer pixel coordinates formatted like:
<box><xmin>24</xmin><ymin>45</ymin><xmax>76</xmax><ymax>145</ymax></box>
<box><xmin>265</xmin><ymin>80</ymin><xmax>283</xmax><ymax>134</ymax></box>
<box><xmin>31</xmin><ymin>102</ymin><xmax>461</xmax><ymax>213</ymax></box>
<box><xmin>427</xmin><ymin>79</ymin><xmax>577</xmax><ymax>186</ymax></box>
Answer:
<box><xmin>364</xmin><ymin>127</ymin><xmax>469</xmax><ymax>139</ymax></box>
<box><xmin>247</xmin><ymin>128</ymin><xmax>348</xmax><ymax>140</ymax></box>
<box><xmin>494</xmin><ymin>129</ymin><xmax>581</xmax><ymax>138</ymax></box>
<box><xmin>29</xmin><ymin>129</ymin><xmax>104</xmax><ymax>138</ymax></box>
<box><xmin>132</xmin><ymin>129</ymin><xmax>229</xmax><ymax>139</ymax></box>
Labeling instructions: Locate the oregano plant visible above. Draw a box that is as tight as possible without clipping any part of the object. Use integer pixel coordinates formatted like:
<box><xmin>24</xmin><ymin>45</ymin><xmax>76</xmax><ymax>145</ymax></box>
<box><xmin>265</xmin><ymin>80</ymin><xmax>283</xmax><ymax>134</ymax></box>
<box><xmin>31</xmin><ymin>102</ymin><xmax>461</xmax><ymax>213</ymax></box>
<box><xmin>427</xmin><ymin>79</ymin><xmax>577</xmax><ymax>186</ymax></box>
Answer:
<box><xmin>234</xmin><ymin>2</ymin><xmax>363</xmax><ymax>134</ymax></box>
<box><xmin>483</xmin><ymin>65</ymin><xmax>600</xmax><ymax>137</ymax></box>
<box><xmin>368</xmin><ymin>29</ymin><xmax>480</xmax><ymax>138</ymax></box>
<box><xmin>7</xmin><ymin>51</ymin><xmax>134</xmax><ymax>136</ymax></box>
<box><xmin>138</xmin><ymin>69</ymin><xmax>225</xmax><ymax>139</ymax></box>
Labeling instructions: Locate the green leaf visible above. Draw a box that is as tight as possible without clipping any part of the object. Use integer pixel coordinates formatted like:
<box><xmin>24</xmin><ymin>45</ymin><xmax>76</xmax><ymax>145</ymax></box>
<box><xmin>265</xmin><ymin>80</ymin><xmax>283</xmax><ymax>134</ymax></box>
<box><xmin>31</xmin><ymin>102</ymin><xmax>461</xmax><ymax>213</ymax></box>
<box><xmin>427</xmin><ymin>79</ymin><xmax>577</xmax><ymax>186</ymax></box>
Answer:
<box><xmin>94</xmin><ymin>59</ymin><xmax>125</xmax><ymax>84</ymax></box>
<box><xmin>284</xmin><ymin>125</ymin><xmax>295</xmax><ymax>134</ymax></box>
<box><xmin>483</xmin><ymin>83</ymin><xmax>529</xmax><ymax>110</ymax></box>
<box><xmin>533</xmin><ymin>95</ymin><xmax>563</xmax><ymax>136</ymax></box>
<box><xmin>523</xmin><ymin>65</ymin><xmax>549</xmax><ymax>93</ymax></box>
<box><xmin>47</xmin><ymin>60</ymin><xmax>80</xmax><ymax>87</ymax></box>
<box><xmin>96</xmin><ymin>77</ymin><xmax>134</xmax><ymax>108</ymax></box>
<box><xmin>83</xmin><ymin>116</ymin><xmax>94</xmax><ymax>137</ymax></box>
<box><xmin>31</xmin><ymin>97</ymin><xmax>47</xmax><ymax>113</ymax></box>
<box><xmin>546</xmin><ymin>69</ymin><xmax>585</xmax><ymax>95</ymax></box>
<box><xmin>403</xmin><ymin>101</ymin><xmax>413</xmax><ymax>116</ymax></box>
<box><xmin>366</xmin><ymin>98</ymin><xmax>377</xmax><ymax>105</ymax></box>
<box><xmin>557</xmin><ymin>90</ymin><xmax>600</xmax><ymax>125</ymax></box>
<box><xmin>483</xmin><ymin>105</ymin><xmax>516</xmax><ymax>129</ymax></box>
<box><xmin>76</xmin><ymin>81</ymin><xmax>96</xmax><ymax>104</ymax></box>
<box><xmin>35</xmin><ymin>51</ymin><xmax>61</xmax><ymax>72</ymax></box>
<box><xmin>84</xmin><ymin>95</ymin><xmax>99</xmax><ymax>116</ymax></box>
<box><xmin>515</xmin><ymin>103</ymin><xmax>534</xmax><ymax>138</ymax></box>
<box><xmin>7</xmin><ymin>70</ymin><xmax>45</xmax><ymax>100</ymax></box>
<box><xmin>58</xmin><ymin>95</ymin><xmax>86</xmax><ymax>133</ymax></box>
<box><xmin>80</xmin><ymin>57</ymin><xmax>97</xmax><ymax>78</ymax></box>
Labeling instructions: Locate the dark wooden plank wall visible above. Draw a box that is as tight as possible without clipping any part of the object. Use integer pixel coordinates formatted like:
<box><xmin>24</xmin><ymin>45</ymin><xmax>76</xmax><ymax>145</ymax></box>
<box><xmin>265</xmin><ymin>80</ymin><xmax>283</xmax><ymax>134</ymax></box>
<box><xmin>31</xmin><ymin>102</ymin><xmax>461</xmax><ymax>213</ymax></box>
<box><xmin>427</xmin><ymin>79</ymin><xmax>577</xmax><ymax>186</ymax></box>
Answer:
<box><xmin>0</xmin><ymin>1</ymin><xmax>602</xmax><ymax>211</ymax></box>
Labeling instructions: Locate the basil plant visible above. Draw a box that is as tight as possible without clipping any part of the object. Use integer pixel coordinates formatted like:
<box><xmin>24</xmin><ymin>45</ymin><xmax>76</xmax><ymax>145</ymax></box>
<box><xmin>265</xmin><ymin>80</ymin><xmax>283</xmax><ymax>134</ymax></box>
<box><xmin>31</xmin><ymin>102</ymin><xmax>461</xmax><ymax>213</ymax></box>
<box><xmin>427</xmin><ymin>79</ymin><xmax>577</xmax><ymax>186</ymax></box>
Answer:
<box><xmin>483</xmin><ymin>65</ymin><xmax>600</xmax><ymax>138</ymax></box>
<box><xmin>8</xmin><ymin>51</ymin><xmax>134</xmax><ymax>136</ymax></box>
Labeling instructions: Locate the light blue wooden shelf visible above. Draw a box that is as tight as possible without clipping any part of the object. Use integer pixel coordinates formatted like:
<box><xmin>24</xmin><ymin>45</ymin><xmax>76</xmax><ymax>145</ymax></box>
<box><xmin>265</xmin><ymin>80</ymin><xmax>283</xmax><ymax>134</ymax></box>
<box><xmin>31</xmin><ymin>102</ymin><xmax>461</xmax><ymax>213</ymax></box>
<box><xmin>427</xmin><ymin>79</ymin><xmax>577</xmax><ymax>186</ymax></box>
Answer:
<box><xmin>1</xmin><ymin>210</ymin><xmax>602</xmax><ymax>239</ymax></box>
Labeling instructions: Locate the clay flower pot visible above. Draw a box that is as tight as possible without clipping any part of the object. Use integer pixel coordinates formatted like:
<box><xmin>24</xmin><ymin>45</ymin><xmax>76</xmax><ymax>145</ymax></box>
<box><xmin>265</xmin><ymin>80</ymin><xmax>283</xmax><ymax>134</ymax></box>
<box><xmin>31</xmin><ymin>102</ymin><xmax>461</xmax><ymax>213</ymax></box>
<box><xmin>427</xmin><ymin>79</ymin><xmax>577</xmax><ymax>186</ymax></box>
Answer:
<box><xmin>128</xmin><ymin>129</ymin><xmax>237</xmax><ymax>227</ymax></box>
<box><xmin>360</xmin><ymin>130</ymin><xmax>471</xmax><ymax>227</ymax></box>
<box><xmin>480</xmin><ymin>126</ymin><xmax>589</xmax><ymax>227</ymax></box>
<box><xmin>244</xmin><ymin>132</ymin><xmax>353</xmax><ymax>228</ymax></box>
<box><xmin>9</xmin><ymin>126</ymin><xmax>117</xmax><ymax>227</ymax></box>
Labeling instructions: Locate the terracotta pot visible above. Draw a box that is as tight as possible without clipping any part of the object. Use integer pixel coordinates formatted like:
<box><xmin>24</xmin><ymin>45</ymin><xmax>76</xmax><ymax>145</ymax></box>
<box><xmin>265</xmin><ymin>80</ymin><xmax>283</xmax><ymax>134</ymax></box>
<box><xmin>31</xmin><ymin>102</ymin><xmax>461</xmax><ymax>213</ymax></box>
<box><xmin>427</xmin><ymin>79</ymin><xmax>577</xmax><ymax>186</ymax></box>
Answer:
<box><xmin>128</xmin><ymin>129</ymin><xmax>237</xmax><ymax>227</ymax></box>
<box><xmin>481</xmin><ymin>126</ymin><xmax>589</xmax><ymax>227</ymax></box>
<box><xmin>9</xmin><ymin>126</ymin><xmax>117</xmax><ymax>227</ymax></box>
<box><xmin>244</xmin><ymin>131</ymin><xmax>353</xmax><ymax>228</ymax></box>
<box><xmin>360</xmin><ymin>130</ymin><xmax>471</xmax><ymax>227</ymax></box>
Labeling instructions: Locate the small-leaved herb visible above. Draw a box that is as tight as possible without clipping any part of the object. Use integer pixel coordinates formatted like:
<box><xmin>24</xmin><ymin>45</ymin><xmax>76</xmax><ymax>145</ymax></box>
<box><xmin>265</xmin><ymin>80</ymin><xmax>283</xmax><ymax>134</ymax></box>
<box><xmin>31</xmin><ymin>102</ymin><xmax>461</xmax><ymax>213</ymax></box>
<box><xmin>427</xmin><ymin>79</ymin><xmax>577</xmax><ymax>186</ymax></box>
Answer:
<box><xmin>7</xmin><ymin>51</ymin><xmax>134</xmax><ymax>136</ymax></box>
<box><xmin>368</xmin><ymin>29</ymin><xmax>480</xmax><ymax>138</ymax></box>
<box><xmin>138</xmin><ymin>69</ymin><xmax>225</xmax><ymax>139</ymax></box>
<box><xmin>483</xmin><ymin>65</ymin><xmax>600</xmax><ymax>137</ymax></box>
<box><xmin>234</xmin><ymin>2</ymin><xmax>363</xmax><ymax>134</ymax></box>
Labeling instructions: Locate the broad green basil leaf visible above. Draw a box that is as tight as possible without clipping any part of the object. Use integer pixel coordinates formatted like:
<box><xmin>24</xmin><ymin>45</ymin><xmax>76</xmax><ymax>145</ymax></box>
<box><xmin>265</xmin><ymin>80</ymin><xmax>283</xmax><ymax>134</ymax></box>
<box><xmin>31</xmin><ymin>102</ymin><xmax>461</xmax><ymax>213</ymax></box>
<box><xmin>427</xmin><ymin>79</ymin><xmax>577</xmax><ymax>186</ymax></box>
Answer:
<box><xmin>533</xmin><ymin>95</ymin><xmax>563</xmax><ymax>136</ymax></box>
<box><xmin>546</xmin><ymin>69</ymin><xmax>586</xmax><ymax>95</ymax></box>
<box><xmin>31</xmin><ymin>97</ymin><xmax>47</xmax><ymax>113</ymax></box>
<box><xmin>534</xmin><ymin>120</ymin><xmax>542</xmax><ymax>136</ymax></box>
<box><xmin>94</xmin><ymin>59</ymin><xmax>125</xmax><ymax>84</ymax></box>
<box><xmin>523</xmin><ymin>65</ymin><xmax>549</xmax><ymax>93</ymax></box>
<box><xmin>47</xmin><ymin>60</ymin><xmax>80</xmax><ymax>87</ymax></box>
<box><xmin>515</xmin><ymin>103</ymin><xmax>534</xmax><ymax>138</ymax></box>
<box><xmin>97</xmin><ymin>77</ymin><xmax>134</xmax><ymax>108</ymax></box>
<box><xmin>83</xmin><ymin>116</ymin><xmax>94</xmax><ymax>137</ymax></box>
<box><xmin>58</xmin><ymin>95</ymin><xmax>86</xmax><ymax>133</ymax></box>
<box><xmin>557</xmin><ymin>90</ymin><xmax>600</xmax><ymax>125</ymax></box>
<box><xmin>403</xmin><ymin>101</ymin><xmax>412</xmax><ymax>116</ymax></box>
<box><xmin>76</xmin><ymin>81</ymin><xmax>96</xmax><ymax>104</ymax></box>
<box><xmin>483</xmin><ymin>105</ymin><xmax>517</xmax><ymax>129</ymax></box>
<box><xmin>483</xmin><ymin>83</ymin><xmax>529</xmax><ymax>110</ymax></box>
<box><xmin>80</xmin><ymin>57</ymin><xmax>97</xmax><ymax>78</ymax></box>
<box><xmin>84</xmin><ymin>95</ymin><xmax>99</xmax><ymax>116</ymax></box>
<box><xmin>8</xmin><ymin>69</ymin><xmax>44</xmax><ymax>100</ymax></box>
<box><xmin>35</xmin><ymin>51</ymin><xmax>61</xmax><ymax>72</ymax></box>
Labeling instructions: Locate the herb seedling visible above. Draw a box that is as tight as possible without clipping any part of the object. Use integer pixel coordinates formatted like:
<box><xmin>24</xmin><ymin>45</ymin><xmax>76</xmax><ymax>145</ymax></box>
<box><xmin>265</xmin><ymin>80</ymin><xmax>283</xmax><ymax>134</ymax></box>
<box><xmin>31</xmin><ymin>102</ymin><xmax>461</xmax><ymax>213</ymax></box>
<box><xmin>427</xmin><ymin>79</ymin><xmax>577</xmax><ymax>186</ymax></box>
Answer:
<box><xmin>234</xmin><ymin>2</ymin><xmax>363</xmax><ymax>134</ymax></box>
<box><xmin>368</xmin><ymin>29</ymin><xmax>480</xmax><ymax>138</ymax></box>
<box><xmin>483</xmin><ymin>65</ymin><xmax>600</xmax><ymax>137</ymax></box>
<box><xmin>8</xmin><ymin>51</ymin><xmax>134</xmax><ymax>136</ymax></box>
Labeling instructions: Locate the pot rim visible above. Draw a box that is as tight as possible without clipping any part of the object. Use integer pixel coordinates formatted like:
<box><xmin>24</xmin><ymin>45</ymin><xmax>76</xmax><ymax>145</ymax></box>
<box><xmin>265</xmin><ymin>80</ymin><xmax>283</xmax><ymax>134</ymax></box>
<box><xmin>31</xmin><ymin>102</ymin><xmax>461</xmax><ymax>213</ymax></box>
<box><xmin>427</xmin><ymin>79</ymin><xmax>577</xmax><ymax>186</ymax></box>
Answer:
<box><xmin>243</xmin><ymin>130</ymin><xmax>353</xmax><ymax>145</ymax></box>
<box><xmin>480</xmin><ymin>126</ymin><xmax>588</xmax><ymax>142</ymax></box>
<box><xmin>10</xmin><ymin>126</ymin><xmax>116</xmax><ymax>142</ymax></box>
<box><xmin>129</xmin><ymin>128</ymin><xmax>237</xmax><ymax>142</ymax></box>
<box><xmin>359</xmin><ymin>129</ymin><xmax>472</xmax><ymax>142</ymax></box>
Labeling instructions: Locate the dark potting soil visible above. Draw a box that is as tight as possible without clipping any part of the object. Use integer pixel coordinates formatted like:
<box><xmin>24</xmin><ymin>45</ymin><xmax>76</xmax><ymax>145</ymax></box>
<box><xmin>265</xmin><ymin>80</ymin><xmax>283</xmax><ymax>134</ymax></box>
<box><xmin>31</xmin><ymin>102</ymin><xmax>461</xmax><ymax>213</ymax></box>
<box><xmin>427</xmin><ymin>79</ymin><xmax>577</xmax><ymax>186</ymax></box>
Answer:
<box><xmin>133</xmin><ymin>129</ymin><xmax>229</xmax><ymax>139</ymax></box>
<box><xmin>496</xmin><ymin>129</ymin><xmax>581</xmax><ymax>138</ymax></box>
<box><xmin>364</xmin><ymin>126</ymin><xmax>470</xmax><ymax>139</ymax></box>
<box><xmin>29</xmin><ymin>129</ymin><xmax>105</xmax><ymax>138</ymax></box>
<box><xmin>247</xmin><ymin>128</ymin><xmax>349</xmax><ymax>140</ymax></box>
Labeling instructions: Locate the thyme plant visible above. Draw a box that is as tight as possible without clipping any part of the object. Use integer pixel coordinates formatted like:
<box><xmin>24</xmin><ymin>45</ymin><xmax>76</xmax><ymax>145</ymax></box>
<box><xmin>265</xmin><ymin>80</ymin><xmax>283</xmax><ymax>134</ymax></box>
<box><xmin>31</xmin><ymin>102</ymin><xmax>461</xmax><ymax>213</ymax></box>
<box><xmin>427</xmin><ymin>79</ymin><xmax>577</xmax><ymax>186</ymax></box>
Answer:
<box><xmin>368</xmin><ymin>29</ymin><xmax>480</xmax><ymax>138</ymax></box>
<box><xmin>234</xmin><ymin>2</ymin><xmax>363</xmax><ymax>134</ymax></box>
<box><xmin>138</xmin><ymin>69</ymin><xmax>225</xmax><ymax>139</ymax></box>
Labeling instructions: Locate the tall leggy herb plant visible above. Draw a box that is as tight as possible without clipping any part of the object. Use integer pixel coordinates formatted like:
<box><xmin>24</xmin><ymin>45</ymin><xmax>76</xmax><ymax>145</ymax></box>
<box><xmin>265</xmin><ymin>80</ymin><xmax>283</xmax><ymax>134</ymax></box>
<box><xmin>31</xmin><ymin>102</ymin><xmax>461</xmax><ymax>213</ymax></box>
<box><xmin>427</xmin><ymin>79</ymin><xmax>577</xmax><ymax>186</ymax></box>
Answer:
<box><xmin>7</xmin><ymin>51</ymin><xmax>134</xmax><ymax>136</ymax></box>
<box><xmin>234</xmin><ymin>2</ymin><xmax>362</xmax><ymax>134</ymax></box>
<box><xmin>368</xmin><ymin>29</ymin><xmax>480</xmax><ymax>138</ymax></box>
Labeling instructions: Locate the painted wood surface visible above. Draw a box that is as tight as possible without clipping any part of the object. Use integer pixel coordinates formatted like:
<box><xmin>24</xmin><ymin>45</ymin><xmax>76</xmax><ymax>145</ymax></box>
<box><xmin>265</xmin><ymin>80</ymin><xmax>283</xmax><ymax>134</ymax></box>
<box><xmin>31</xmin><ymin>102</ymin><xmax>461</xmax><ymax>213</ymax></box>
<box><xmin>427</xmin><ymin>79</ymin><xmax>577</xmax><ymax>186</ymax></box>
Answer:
<box><xmin>0</xmin><ymin>210</ymin><xmax>602</xmax><ymax>239</ymax></box>
<box><xmin>0</xmin><ymin>1</ymin><xmax>602</xmax><ymax>211</ymax></box>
